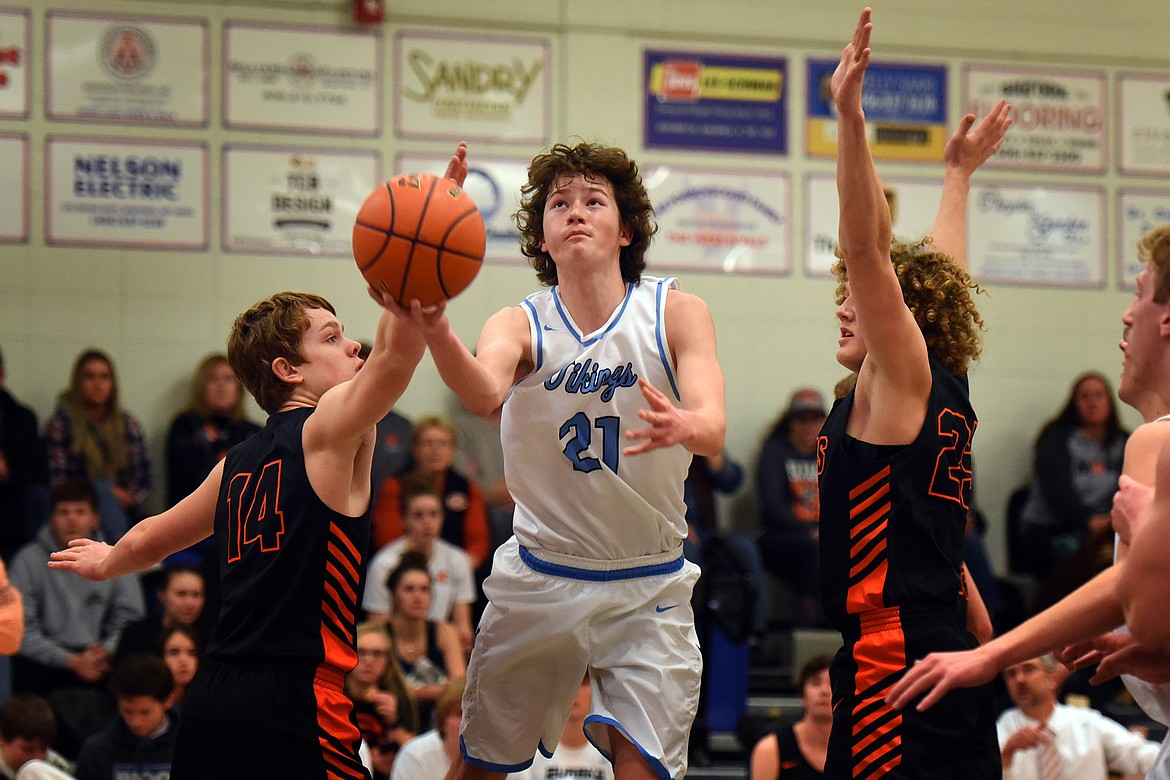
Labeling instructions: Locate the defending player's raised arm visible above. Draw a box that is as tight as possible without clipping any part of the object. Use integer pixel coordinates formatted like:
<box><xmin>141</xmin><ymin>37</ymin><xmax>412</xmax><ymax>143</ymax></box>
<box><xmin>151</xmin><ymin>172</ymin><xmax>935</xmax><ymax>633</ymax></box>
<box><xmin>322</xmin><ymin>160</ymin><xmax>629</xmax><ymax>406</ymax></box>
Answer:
<box><xmin>49</xmin><ymin>460</ymin><xmax>222</xmax><ymax>581</ymax></box>
<box><xmin>312</xmin><ymin>294</ymin><xmax>426</xmax><ymax>445</ymax></box>
<box><xmin>928</xmin><ymin>99</ymin><xmax>1012</xmax><ymax>268</ymax></box>
<box><xmin>418</xmin><ymin>302</ymin><xmax>531</xmax><ymax>419</ymax></box>
<box><xmin>624</xmin><ymin>290</ymin><xmax>725</xmax><ymax>458</ymax></box>
<box><xmin>832</xmin><ymin>9</ymin><xmax>928</xmax><ymax>385</ymax></box>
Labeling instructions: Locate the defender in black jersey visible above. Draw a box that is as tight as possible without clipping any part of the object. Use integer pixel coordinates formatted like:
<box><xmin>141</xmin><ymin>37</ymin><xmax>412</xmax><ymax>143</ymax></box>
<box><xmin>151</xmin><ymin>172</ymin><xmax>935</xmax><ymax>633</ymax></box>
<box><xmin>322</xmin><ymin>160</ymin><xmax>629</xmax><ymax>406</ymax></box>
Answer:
<box><xmin>48</xmin><ymin>271</ymin><xmax>435</xmax><ymax>779</ymax></box>
<box><xmin>813</xmin><ymin>10</ymin><xmax>1012</xmax><ymax>779</ymax></box>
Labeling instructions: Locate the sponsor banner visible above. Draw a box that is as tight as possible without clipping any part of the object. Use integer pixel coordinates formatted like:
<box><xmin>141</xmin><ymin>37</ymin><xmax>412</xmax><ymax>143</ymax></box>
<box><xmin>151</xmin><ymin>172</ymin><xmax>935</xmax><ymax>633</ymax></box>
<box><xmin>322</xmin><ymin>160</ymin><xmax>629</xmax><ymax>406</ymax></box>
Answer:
<box><xmin>806</xmin><ymin>59</ymin><xmax>947</xmax><ymax>161</ymax></box>
<box><xmin>804</xmin><ymin>173</ymin><xmax>944</xmax><ymax>277</ymax></box>
<box><xmin>396</xmin><ymin>152</ymin><xmax>528</xmax><ymax>265</ymax></box>
<box><xmin>645</xmin><ymin>166</ymin><xmax>790</xmax><ymax>275</ymax></box>
<box><xmin>1117</xmin><ymin>73</ymin><xmax>1170</xmax><ymax>177</ymax></box>
<box><xmin>224</xmin><ymin>22</ymin><xmax>380</xmax><ymax>136</ymax></box>
<box><xmin>223</xmin><ymin>146</ymin><xmax>381</xmax><ymax>256</ymax></box>
<box><xmin>46</xmin><ymin>12</ymin><xmax>208</xmax><ymax>126</ymax></box>
<box><xmin>1117</xmin><ymin>189</ymin><xmax>1170</xmax><ymax>288</ymax></box>
<box><xmin>965</xmin><ymin>65</ymin><xmax>1106</xmax><ymax>173</ymax></box>
<box><xmin>644</xmin><ymin>50</ymin><xmax>787</xmax><ymax>154</ymax></box>
<box><xmin>395</xmin><ymin>30</ymin><xmax>549</xmax><ymax>144</ymax></box>
<box><xmin>0</xmin><ymin>133</ymin><xmax>27</xmax><ymax>242</ymax></box>
<box><xmin>0</xmin><ymin>7</ymin><xmax>29</xmax><ymax>118</ymax></box>
<box><xmin>46</xmin><ymin>136</ymin><xmax>208</xmax><ymax>249</ymax></box>
<box><xmin>969</xmin><ymin>182</ymin><xmax>1104</xmax><ymax>287</ymax></box>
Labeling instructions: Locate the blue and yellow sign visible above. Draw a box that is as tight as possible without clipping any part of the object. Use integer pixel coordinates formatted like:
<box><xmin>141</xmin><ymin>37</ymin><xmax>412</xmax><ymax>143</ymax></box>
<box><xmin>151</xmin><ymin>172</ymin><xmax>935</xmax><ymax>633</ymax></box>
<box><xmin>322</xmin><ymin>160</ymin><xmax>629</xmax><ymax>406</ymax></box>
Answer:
<box><xmin>806</xmin><ymin>59</ymin><xmax>947</xmax><ymax>162</ymax></box>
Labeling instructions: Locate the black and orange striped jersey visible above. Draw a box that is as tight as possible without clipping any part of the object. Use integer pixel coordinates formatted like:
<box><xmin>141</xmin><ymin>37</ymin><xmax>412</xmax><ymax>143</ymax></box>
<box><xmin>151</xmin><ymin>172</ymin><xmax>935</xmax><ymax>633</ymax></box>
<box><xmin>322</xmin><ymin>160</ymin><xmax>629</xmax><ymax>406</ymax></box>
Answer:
<box><xmin>207</xmin><ymin>407</ymin><xmax>367</xmax><ymax>674</ymax></box>
<box><xmin>816</xmin><ymin>358</ymin><xmax>975</xmax><ymax>635</ymax></box>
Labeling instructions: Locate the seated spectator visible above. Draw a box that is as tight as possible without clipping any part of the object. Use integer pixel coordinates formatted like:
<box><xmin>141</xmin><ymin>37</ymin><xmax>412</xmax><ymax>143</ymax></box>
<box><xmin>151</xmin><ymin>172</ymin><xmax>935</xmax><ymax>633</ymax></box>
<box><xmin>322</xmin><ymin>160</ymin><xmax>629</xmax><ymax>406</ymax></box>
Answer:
<box><xmin>347</xmin><ymin>621</ymin><xmax>419</xmax><ymax>780</ymax></box>
<box><xmin>508</xmin><ymin>675</ymin><xmax>613</xmax><ymax>780</ymax></box>
<box><xmin>156</xmin><ymin>625</ymin><xmax>201</xmax><ymax>716</ymax></box>
<box><xmin>1018</xmin><ymin>373</ymin><xmax>1128</xmax><ymax>597</ymax></box>
<box><xmin>0</xmin><ymin>693</ymin><xmax>76</xmax><ymax>779</ymax></box>
<box><xmin>363</xmin><ymin>476</ymin><xmax>476</xmax><ymax>653</ymax></box>
<box><xmin>372</xmin><ymin>417</ymin><xmax>490</xmax><ymax>571</ymax></box>
<box><xmin>10</xmin><ymin>480</ymin><xmax>144</xmax><ymax>697</ymax></box>
<box><xmin>683</xmin><ymin>450</ymin><xmax>746</xmax><ymax>564</ymax></box>
<box><xmin>43</xmin><ymin>350</ymin><xmax>152</xmax><ymax>542</ymax></box>
<box><xmin>113</xmin><ymin>563</ymin><xmax>205</xmax><ymax>664</ymax></box>
<box><xmin>749</xmin><ymin>654</ymin><xmax>832</xmax><ymax>779</ymax></box>
<box><xmin>389</xmin><ymin>677</ymin><xmax>465</xmax><ymax>780</ymax></box>
<box><xmin>756</xmin><ymin>388</ymin><xmax>827</xmax><ymax>627</ymax></box>
<box><xmin>386</xmin><ymin>553</ymin><xmax>465</xmax><ymax>731</ymax></box>
<box><xmin>165</xmin><ymin>353</ymin><xmax>261</xmax><ymax>508</ymax></box>
<box><xmin>74</xmin><ymin>655</ymin><xmax>178</xmax><ymax>780</ymax></box>
<box><xmin>997</xmin><ymin>654</ymin><xmax>1160</xmax><ymax>779</ymax></box>
<box><xmin>0</xmin><ymin>345</ymin><xmax>48</xmax><ymax>562</ymax></box>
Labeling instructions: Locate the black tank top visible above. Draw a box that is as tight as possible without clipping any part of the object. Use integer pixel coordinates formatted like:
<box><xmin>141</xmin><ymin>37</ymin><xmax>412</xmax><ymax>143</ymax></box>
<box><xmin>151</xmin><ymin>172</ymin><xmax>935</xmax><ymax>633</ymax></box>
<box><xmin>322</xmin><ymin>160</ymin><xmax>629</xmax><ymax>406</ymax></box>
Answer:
<box><xmin>816</xmin><ymin>359</ymin><xmax>975</xmax><ymax>636</ymax></box>
<box><xmin>207</xmin><ymin>407</ymin><xmax>369</xmax><ymax>674</ymax></box>
<box><xmin>775</xmin><ymin>721</ymin><xmax>824</xmax><ymax>779</ymax></box>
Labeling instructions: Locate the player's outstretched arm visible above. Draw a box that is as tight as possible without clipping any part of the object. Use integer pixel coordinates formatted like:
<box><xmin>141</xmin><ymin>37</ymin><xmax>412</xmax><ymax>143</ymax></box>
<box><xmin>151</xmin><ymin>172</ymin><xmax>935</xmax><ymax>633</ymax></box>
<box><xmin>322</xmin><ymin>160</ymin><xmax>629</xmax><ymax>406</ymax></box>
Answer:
<box><xmin>887</xmin><ymin>566</ymin><xmax>1125</xmax><ymax>711</ymax></box>
<box><xmin>49</xmin><ymin>460</ymin><xmax>222</xmax><ymax>581</ymax></box>
<box><xmin>928</xmin><ymin>99</ymin><xmax>1012</xmax><ymax>268</ymax></box>
<box><xmin>624</xmin><ymin>290</ymin><xmax>725</xmax><ymax>458</ymax></box>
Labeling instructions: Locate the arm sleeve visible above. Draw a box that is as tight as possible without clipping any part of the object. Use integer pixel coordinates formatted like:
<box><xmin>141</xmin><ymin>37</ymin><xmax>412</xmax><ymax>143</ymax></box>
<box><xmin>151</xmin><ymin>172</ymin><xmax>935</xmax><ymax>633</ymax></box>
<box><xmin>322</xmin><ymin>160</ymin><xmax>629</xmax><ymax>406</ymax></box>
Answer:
<box><xmin>1096</xmin><ymin>711</ymin><xmax>1163</xmax><ymax>776</ymax></box>
<box><xmin>756</xmin><ymin>439</ymin><xmax>805</xmax><ymax>534</ymax></box>
<box><xmin>9</xmin><ymin>552</ymin><xmax>71</xmax><ymax>668</ymax></box>
<box><xmin>43</xmin><ymin>410</ymin><xmax>75</xmax><ymax>487</ymax></box>
<box><xmin>708</xmin><ymin>451</ymin><xmax>745</xmax><ymax>495</ymax></box>
<box><xmin>120</xmin><ymin>413</ymin><xmax>153</xmax><ymax>508</ymax></box>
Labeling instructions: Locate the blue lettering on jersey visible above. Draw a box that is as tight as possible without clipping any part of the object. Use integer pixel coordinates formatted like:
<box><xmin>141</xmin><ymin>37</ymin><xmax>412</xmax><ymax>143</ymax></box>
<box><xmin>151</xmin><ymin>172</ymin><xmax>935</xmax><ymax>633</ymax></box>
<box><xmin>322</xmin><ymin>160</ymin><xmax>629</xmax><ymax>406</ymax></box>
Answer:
<box><xmin>544</xmin><ymin>358</ymin><xmax>638</xmax><ymax>402</ymax></box>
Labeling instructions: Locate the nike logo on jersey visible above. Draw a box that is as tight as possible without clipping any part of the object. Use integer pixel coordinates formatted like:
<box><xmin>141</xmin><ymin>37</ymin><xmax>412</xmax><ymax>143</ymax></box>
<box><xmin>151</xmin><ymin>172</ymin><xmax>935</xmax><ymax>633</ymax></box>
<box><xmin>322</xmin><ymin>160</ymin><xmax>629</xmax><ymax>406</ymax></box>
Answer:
<box><xmin>544</xmin><ymin>358</ymin><xmax>638</xmax><ymax>402</ymax></box>
<box><xmin>655</xmin><ymin>604</ymin><xmax>679</xmax><ymax>613</ymax></box>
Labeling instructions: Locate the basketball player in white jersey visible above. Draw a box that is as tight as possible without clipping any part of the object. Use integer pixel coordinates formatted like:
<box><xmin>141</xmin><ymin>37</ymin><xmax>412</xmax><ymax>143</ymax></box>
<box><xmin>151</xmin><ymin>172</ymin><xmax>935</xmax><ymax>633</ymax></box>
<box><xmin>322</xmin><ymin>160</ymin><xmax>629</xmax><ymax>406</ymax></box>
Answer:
<box><xmin>401</xmin><ymin>141</ymin><xmax>725</xmax><ymax>780</ymax></box>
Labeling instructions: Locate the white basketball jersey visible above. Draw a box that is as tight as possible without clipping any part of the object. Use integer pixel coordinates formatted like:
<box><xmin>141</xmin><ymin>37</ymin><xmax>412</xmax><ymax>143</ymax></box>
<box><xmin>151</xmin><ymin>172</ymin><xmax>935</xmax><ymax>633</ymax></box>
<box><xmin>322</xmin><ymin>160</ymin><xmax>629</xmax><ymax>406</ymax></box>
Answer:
<box><xmin>499</xmin><ymin>276</ymin><xmax>692</xmax><ymax>563</ymax></box>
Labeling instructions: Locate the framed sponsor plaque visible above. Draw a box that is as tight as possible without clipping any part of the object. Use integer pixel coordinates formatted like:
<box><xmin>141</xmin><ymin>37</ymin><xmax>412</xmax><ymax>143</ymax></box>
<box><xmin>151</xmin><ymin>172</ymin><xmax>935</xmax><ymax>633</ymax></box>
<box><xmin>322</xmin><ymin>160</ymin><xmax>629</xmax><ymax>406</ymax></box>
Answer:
<box><xmin>964</xmin><ymin>65</ymin><xmax>1107</xmax><ymax>173</ymax></box>
<box><xmin>968</xmin><ymin>183</ymin><xmax>1105</xmax><ymax>287</ymax></box>
<box><xmin>644</xmin><ymin>50</ymin><xmax>787</xmax><ymax>154</ymax></box>
<box><xmin>396</xmin><ymin>152</ymin><xmax>528</xmax><ymax>265</ymax></box>
<box><xmin>46</xmin><ymin>12</ymin><xmax>208</xmax><ymax>126</ymax></box>
<box><xmin>644</xmin><ymin>166</ymin><xmax>791</xmax><ymax>275</ymax></box>
<box><xmin>806</xmin><ymin>59</ymin><xmax>947</xmax><ymax>162</ymax></box>
<box><xmin>0</xmin><ymin>133</ymin><xmax>27</xmax><ymax>242</ymax></box>
<box><xmin>0</xmin><ymin>7</ymin><xmax>29</xmax><ymax>118</ymax></box>
<box><xmin>224</xmin><ymin>21</ymin><xmax>381</xmax><ymax>136</ymax></box>
<box><xmin>1117</xmin><ymin>73</ymin><xmax>1170</xmax><ymax>177</ymax></box>
<box><xmin>803</xmin><ymin>173</ymin><xmax>944</xmax><ymax>277</ymax></box>
<box><xmin>1117</xmin><ymin>189</ymin><xmax>1170</xmax><ymax>288</ymax></box>
<box><xmin>395</xmin><ymin>30</ymin><xmax>549</xmax><ymax>145</ymax></box>
<box><xmin>46</xmin><ymin>136</ymin><xmax>208</xmax><ymax>250</ymax></box>
<box><xmin>223</xmin><ymin>146</ymin><xmax>381</xmax><ymax>256</ymax></box>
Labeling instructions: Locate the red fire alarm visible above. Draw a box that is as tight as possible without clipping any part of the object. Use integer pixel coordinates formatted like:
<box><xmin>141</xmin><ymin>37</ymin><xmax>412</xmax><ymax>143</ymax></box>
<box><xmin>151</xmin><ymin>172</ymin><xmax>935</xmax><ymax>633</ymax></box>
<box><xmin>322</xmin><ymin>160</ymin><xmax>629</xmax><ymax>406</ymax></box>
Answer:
<box><xmin>353</xmin><ymin>0</ymin><xmax>385</xmax><ymax>24</ymax></box>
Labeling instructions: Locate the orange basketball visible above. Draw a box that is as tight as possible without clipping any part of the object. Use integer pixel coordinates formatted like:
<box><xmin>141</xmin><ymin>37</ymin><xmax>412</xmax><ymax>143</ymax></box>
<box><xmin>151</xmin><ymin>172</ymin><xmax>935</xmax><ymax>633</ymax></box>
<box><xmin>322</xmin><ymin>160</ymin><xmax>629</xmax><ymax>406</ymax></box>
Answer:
<box><xmin>352</xmin><ymin>173</ymin><xmax>486</xmax><ymax>306</ymax></box>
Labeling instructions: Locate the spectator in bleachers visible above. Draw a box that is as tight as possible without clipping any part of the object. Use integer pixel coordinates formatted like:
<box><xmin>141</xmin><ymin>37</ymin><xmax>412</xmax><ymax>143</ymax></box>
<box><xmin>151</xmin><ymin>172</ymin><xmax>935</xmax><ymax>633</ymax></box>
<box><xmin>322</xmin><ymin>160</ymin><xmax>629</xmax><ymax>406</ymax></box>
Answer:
<box><xmin>0</xmin><ymin>693</ymin><xmax>75</xmax><ymax>779</ymax></box>
<box><xmin>388</xmin><ymin>677</ymin><xmax>464</xmax><ymax>780</ymax></box>
<box><xmin>43</xmin><ymin>350</ymin><xmax>152</xmax><ymax>542</ymax></box>
<box><xmin>757</xmin><ymin>388</ymin><xmax>828</xmax><ymax>627</ymax></box>
<box><xmin>9</xmin><ymin>480</ymin><xmax>144</xmax><ymax>697</ymax></box>
<box><xmin>155</xmin><ymin>624</ymin><xmax>200</xmax><ymax>716</ymax></box>
<box><xmin>0</xmin><ymin>346</ymin><xmax>48</xmax><ymax>563</ymax></box>
<box><xmin>347</xmin><ymin>621</ymin><xmax>419</xmax><ymax>780</ymax></box>
<box><xmin>358</xmin><ymin>342</ymin><xmax>414</xmax><ymax>522</ymax></box>
<box><xmin>113</xmin><ymin>563</ymin><xmax>205</xmax><ymax>664</ymax></box>
<box><xmin>749</xmin><ymin>653</ymin><xmax>833</xmax><ymax>778</ymax></box>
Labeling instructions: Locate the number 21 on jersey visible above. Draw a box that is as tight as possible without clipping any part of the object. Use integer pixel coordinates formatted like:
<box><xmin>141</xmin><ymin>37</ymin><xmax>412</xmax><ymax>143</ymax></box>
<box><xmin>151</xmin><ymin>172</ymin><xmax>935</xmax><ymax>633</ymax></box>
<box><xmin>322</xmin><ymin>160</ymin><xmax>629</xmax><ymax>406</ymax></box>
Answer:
<box><xmin>560</xmin><ymin>412</ymin><xmax>621</xmax><ymax>473</ymax></box>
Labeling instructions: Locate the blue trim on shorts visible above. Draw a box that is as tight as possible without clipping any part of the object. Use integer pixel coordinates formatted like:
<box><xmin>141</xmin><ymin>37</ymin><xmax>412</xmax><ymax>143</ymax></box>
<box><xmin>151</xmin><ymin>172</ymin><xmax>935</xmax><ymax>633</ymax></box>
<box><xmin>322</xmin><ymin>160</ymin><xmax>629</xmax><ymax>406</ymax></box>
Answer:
<box><xmin>518</xmin><ymin>545</ymin><xmax>685</xmax><ymax>581</ymax></box>
<box><xmin>460</xmin><ymin>735</ymin><xmax>535</xmax><ymax>774</ymax></box>
<box><xmin>584</xmin><ymin>715</ymin><xmax>671</xmax><ymax>780</ymax></box>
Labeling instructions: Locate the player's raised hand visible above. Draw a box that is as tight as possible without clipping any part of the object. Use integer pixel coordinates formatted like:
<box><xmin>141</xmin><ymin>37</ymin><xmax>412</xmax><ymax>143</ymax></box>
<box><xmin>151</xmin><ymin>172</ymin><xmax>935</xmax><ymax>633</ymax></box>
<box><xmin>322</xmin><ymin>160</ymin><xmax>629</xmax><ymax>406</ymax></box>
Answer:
<box><xmin>944</xmin><ymin>99</ymin><xmax>1012</xmax><ymax>177</ymax></box>
<box><xmin>1083</xmin><ymin>631</ymin><xmax>1170</xmax><ymax>685</ymax></box>
<box><xmin>830</xmin><ymin>7</ymin><xmax>873</xmax><ymax>115</ymax></box>
<box><xmin>885</xmin><ymin>646</ymin><xmax>998</xmax><ymax>711</ymax></box>
<box><xmin>48</xmin><ymin>537</ymin><xmax>114</xmax><ymax>581</ymax></box>
<box><xmin>445</xmin><ymin>141</ymin><xmax>469</xmax><ymax>188</ymax></box>
<box><xmin>624</xmin><ymin>379</ymin><xmax>696</xmax><ymax>456</ymax></box>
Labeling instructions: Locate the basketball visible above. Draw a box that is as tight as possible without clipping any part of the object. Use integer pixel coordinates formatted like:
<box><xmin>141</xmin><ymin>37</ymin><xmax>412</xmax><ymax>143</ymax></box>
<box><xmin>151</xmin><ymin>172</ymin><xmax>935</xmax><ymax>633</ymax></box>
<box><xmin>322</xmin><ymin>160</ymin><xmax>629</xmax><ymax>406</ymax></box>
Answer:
<box><xmin>352</xmin><ymin>173</ymin><xmax>486</xmax><ymax>306</ymax></box>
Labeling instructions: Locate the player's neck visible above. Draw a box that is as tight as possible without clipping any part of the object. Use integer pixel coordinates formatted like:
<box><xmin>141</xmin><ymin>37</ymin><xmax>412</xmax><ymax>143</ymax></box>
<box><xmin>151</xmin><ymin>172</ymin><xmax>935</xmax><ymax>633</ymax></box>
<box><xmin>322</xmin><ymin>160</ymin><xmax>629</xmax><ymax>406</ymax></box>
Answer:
<box><xmin>555</xmin><ymin>267</ymin><xmax>627</xmax><ymax>334</ymax></box>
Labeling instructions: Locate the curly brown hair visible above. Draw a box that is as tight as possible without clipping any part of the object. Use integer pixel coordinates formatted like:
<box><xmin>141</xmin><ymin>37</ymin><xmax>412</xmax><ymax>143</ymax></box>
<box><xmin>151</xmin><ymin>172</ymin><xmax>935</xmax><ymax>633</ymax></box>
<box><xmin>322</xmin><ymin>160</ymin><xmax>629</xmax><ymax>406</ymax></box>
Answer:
<box><xmin>832</xmin><ymin>237</ymin><xmax>986</xmax><ymax>375</ymax></box>
<box><xmin>514</xmin><ymin>141</ymin><xmax>656</xmax><ymax>287</ymax></box>
<box><xmin>1140</xmin><ymin>223</ymin><xmax>1170</xmax><ymax>303</ymax></box>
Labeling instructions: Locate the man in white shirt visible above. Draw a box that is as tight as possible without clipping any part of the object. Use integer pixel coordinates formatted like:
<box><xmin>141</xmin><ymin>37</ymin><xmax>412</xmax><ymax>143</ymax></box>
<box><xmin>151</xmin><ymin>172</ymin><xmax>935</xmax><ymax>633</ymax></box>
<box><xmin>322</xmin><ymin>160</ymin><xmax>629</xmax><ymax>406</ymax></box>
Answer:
<box><xmin>391</xmin><ymin>677</ymin><xmax>464</xmax><ymax>780</ymax></box>
<box><xmin>998</xmin><ymin>654</ymin><xmax>1159</xmax><ymax>779</ymax></box>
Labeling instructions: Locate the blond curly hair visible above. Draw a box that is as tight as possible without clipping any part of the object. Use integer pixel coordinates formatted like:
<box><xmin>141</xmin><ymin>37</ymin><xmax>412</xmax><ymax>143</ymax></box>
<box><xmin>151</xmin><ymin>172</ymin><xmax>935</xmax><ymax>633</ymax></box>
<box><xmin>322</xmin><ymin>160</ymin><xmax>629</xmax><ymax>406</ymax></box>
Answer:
<box><xmin>832</xmin><ymin>237</ymin><xmax>986</xmax><ymax>375</ymax></box>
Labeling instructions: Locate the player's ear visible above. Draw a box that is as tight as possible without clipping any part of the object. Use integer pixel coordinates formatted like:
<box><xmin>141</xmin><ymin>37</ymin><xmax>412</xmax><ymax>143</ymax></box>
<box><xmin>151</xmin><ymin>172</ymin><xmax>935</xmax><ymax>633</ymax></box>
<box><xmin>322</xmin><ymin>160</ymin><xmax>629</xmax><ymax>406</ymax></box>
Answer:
<box><xmin>1160</xmin><ymin>303</ymin><xmax>1170</xmax><ymax>337</ymax></box>
<box><xmin>619</xmin><ymin>223</ymin><xmax>632</xmax><ymax>247</ymax></box>
<box><xmin>270</xmin><ymin>357</ymin><xmax>302</xmax><ymax>384</ymax></box>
